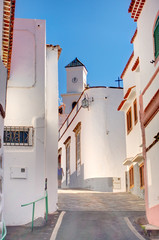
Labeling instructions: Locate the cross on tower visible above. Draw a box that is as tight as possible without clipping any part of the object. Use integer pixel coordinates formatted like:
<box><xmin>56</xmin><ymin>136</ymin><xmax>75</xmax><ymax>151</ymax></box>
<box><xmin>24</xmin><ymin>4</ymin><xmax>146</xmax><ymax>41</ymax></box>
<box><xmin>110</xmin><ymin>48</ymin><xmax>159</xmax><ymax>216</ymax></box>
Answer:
<box><xmin>115</xmin><ymin>77</ymin><xmax>122</xmax><ymax>88</ymax></box>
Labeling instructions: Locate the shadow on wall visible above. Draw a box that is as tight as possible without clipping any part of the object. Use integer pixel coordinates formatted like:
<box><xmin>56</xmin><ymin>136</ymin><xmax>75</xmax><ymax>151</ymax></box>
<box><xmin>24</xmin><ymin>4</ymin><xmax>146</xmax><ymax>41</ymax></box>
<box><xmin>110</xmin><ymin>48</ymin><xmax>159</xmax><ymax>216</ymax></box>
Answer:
<box><xmin>62</xmin><ymin>164</ymin><xmax>113</xmax><ymax>192</ymax></box>
<box><xmin>62</xmin><ymin>164</ymin><xmax>84</xmax><ymax>189</ymax></box>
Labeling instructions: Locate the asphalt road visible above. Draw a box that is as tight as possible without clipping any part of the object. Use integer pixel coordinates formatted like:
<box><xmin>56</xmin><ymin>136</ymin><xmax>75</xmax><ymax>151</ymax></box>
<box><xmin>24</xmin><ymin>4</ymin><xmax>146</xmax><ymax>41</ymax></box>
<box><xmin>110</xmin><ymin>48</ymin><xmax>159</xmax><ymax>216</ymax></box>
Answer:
<box><xmin>55</xmin><ymin>189</ymin><xmax>147</xmax><ymax>240</ymax></box>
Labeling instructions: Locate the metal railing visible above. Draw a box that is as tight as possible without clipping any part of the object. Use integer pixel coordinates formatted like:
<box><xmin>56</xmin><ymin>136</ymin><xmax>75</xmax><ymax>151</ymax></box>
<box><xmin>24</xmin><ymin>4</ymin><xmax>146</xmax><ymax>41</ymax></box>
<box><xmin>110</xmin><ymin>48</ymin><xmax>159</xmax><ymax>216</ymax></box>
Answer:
<box><xmin>1</xmin><ymin>222</ymin><xmax>7</xmax><ymax>240</ymax></box>
<box><xmin>21</xmin><ymin>190</ymin><xmax>48</xmax><ymax>231</ymax></box>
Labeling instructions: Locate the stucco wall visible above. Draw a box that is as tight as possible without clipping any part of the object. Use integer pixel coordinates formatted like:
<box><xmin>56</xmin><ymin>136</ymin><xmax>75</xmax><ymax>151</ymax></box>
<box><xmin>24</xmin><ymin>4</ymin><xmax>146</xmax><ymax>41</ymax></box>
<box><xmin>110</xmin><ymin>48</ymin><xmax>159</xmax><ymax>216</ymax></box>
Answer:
<box><xmin>61</xmin><ymin>93</ymin><xmax>81</xmax><ymax>114</ymax></box>
<box><xmin>145</xmin><ymin>113</ymin><xmax>159</xmax><ymax>208</ymax></box>
<box><xmin>0</xmin><ymin>60</ymin><xmax>7</xmax><ymax>230</ymax></box>
<box><xmin>45</xmin><ymin>46</ymin><xmax>59</xmax><ymax>214</ymax></box>
<box><xmin>66</xmin><ymin>66</ymin><xmax>87</xmax><ymax>93</ymax></box>
<box><xmin>137</xmin><ymin>0</ymin><xmax>159</xmax><ymax>94</ymax></box>
<box><xmin>4</xmin><ymin>18</ymin><xmax>47</xmax><ymax>226</ymax></box>
<box><xmin>59</xmin><ymin>87</ymin><xmax>126</xmax><ymax>192</ymax></box>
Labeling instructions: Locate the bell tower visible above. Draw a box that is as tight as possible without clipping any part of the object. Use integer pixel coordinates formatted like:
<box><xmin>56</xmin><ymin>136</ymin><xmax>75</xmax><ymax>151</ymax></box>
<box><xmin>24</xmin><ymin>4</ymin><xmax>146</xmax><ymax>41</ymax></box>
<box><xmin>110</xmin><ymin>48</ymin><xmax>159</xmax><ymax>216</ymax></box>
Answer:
<box><xmin>65</xmin><ymin>58</ymin><xmax>88</xmax><ymax>93</ymax></box>
<box><xmin>61</xmin><ymin>58</ymin><xmax>88</xmax><ymax>114</ymax></box>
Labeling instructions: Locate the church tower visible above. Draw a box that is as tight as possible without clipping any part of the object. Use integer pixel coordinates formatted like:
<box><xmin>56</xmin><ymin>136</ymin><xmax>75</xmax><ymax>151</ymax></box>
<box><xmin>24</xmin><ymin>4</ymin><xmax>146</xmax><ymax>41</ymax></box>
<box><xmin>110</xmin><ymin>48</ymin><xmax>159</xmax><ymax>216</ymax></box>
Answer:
<box><xmin>61</xmin><ymin>58</ymin><xmax>88</xmax><ymax>114</ymax></box>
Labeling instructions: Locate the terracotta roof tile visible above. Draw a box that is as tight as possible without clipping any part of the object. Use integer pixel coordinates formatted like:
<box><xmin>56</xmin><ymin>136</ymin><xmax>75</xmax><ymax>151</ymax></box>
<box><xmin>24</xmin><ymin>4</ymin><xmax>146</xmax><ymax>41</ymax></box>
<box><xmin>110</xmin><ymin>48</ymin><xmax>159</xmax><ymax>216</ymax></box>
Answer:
<box><xmin>2</xmin><ymin>0</ymin><xmax>16</xmax><ymax>79</ymax></box>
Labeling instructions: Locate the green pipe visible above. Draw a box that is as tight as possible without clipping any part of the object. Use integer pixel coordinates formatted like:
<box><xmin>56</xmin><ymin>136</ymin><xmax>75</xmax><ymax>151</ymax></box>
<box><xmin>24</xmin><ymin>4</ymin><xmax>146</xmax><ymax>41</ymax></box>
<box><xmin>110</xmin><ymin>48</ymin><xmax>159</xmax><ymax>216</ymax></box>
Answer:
<box><xmin>1</xmin><ymin>222</ymin><xmax>7</xmax><ymax>240</ymax></box>
<box><xmin>32</xmin><ymin>202</ymin><xmax>35</xmax><ymax>231</ymax></box>
<box><xmin>45</xmin><ymin>190</ymin><xmax>48</xmax><ymax>222</ymax></box>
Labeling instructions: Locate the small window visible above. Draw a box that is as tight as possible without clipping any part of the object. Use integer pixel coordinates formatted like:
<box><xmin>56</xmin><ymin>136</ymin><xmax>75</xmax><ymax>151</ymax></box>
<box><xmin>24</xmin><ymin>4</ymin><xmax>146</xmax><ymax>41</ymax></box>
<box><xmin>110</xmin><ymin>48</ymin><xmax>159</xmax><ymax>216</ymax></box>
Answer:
<box><xmin>59</xmin><ymin>107</ymin><xmax>63</xmax><ymax>114</ymax></box>
<box><xmin>154</xmin><ymin>16</ymin><xmax>159</xmax><ymax>59</ymax></box>
<box><xmin>66</xmin><ymin>144</ymin><xmax>70</xmax><ymax>185</ymax></box>
<box><xmin>73</xmin><ymin>122</ymin><xmax>81</xmax><ymax>175</ymax></box>
<box><xmin>139</xmin><ymin>163</ymin><xmax>144</xmax><ymax>188</ymax></box>
<box><xmin>129</xmin><ymin>166</ymin><xmax>134</xmax><ymax>188</ymax></box>
<box><xmin>126</xmin><ymin>107</ymin><xmax>132</xmax><ymax>134</ymax></box>
<box><xmin>64</xmin><ymin>136</ymin><xmax>71</xmax><ymax>186</ymax></box>
<box><xmin>4</xmin><ymin>126</ymin><xmax>33</xmax><ymax>146</ymax></box>
<box><xmin>72</xmin><ymin>102</ymin><xmax>77</xmax><ymax>110</ymax></box>
<box><xmin>133</xmin><ymin>99</ymin><xmax>138</xmax><ymax>125</ymax></box>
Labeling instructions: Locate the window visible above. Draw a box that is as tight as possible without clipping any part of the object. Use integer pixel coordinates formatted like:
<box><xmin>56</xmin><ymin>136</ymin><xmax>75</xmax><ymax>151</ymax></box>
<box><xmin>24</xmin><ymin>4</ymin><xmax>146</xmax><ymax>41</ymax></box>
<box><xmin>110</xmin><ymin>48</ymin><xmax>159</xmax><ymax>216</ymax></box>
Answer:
<box><xmin>133</xmin><ymin>99</ymin><xmax>138</xmax><ymax>125</ymax></box>
<box><xmin>154</xmin><ymin>16</ymin><xmax>159</xmax><ymax>59</ymax></box>
<box><xmin>73</xmin><ymin>122</ymin><xmax>81</xmax><ymax>176</ymax></box>
<box><xmin>129</xmin><ymin>166</ymin><xmax>134</xmax><ymax>188</ymax></box>
<box><xmin>59</xmin><ymin>107</ymin><xmax>63</xmax><ymax>114</ymax></box>
<box><xmin>64</xmin><ymin>136</ymin><xmax>71</xmax><ymax>185</ymax></box>
<box><xmin>4</xmin><ymin>126</ymin><xmax>33</xmax><ymax>146</ymax></box>
<box><xmin>72</xmin><ymin>101</ymin><xmax>77</xmax><ymax>110</ymax></box>
<box><xmin>66</xmin><ymin>144</ymin><xmax>70</xmax><ymax>185</ymax></box>
<box><xmin>126</xmin><ymin>107</ymin><xmax>132</xmax><ymax>134</ymax></box>
<box><xmin>139</xmin><ymin>163</ymin><xmax>144</xmax><ymax>188</ymax></box>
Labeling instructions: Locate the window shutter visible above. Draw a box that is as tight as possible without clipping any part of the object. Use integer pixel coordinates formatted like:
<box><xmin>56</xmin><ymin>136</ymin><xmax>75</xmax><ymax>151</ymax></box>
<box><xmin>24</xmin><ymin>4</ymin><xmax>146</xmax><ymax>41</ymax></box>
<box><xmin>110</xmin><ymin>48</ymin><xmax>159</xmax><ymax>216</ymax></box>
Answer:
<box><xmin>154</xmin><ymin>17</ymin><xmax>159</xmax><ymax>59</ymax></box>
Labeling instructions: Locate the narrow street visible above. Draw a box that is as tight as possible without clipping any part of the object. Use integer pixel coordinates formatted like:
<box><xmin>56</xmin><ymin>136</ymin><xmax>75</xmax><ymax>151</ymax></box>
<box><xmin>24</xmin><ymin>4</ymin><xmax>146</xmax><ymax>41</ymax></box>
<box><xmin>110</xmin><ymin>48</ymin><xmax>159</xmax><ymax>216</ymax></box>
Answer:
<box><xmin>54</xmin><ymin>189</ymin><xmax>147</xmax><ymax>240</ymax></box>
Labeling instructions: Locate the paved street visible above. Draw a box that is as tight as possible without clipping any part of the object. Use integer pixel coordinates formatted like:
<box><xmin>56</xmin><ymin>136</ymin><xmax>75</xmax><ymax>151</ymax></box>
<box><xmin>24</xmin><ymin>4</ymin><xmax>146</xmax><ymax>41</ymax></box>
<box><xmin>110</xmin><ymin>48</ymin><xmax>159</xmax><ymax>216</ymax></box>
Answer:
<box><xmin>55</xmin><ymin>189</ymin><xmax>148</xmax><ymax>240</ymax></box>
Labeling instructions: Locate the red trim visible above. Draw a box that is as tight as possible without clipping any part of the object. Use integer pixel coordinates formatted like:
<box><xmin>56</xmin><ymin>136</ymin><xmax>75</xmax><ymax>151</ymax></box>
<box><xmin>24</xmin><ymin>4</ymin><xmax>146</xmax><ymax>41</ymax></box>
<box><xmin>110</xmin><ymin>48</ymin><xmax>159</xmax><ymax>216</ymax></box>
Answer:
<box><xmin>58</xmin><ymin>106</ymin><xmax>82</xmax><ymax>141</ymax></box>
<box><xmin>121</xmin><ymin>52</ymin><xmax>134</xmax><ymax>79</ymax></box>
<box><xmin>130</xmin><ymin>29</ymin><xmax>137</xmax><ymax>43</ymax></box>
<box><xmin>59</xmin><ymin>86</ymin><xmax>108</xmax><ymax>131</ymax></box>
<box><xmin>139</xmin><ymin>68</ymin><xmax>159</xmax><ymax>226</ymax></box>
<box><xmin>131</xmin><ymin>57</ymin><xmax>139</xmax><ymax>71</ymax></box>
<box><xmin>0</xmin><ymin>104</ymin><xmax>5</xmax><ymax>118</ymax></box>
<box><xmin>124</xmin><ymin>86</ymin><xmax>136</xmax><ymax>99</ymax></box>
<box><xmin>117</xmin><ymin>100</ymin><xmax>126</xmax><ymax>111</ymax></box>
<box><xmin>117</xmin><ymin>86</ymin><xmax>136</xmax><ymax>111</ymax></box>
<box><xmin>143</xmin><ymin>90</ymin><xmax>159</xmax><ymax>127</ymax></box>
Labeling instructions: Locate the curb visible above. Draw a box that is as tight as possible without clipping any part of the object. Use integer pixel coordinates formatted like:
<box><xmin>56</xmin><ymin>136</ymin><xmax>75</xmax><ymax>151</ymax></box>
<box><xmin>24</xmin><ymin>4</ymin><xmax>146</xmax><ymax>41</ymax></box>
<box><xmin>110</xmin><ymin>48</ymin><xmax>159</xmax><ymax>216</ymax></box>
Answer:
<box><xmin>50</xmin><ymin>211</ymin><xmax>66</xmax><ymax>240</ymax></box>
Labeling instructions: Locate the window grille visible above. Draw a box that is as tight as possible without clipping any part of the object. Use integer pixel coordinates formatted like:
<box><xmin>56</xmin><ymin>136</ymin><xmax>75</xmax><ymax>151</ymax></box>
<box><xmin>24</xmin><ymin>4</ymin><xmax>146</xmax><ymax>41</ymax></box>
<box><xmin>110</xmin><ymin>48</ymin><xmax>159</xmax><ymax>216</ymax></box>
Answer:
<box><xmin>4</xmin><ymin>126</ymin><xmax>33</xmax><ymax>146</ymax></box>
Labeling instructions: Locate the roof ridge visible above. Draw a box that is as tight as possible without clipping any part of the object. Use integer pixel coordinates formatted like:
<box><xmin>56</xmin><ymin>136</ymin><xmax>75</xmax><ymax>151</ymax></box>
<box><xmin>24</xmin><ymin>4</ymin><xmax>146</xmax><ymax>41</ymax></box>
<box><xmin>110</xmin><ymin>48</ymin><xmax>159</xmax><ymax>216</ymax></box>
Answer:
<box><xmin>65</xmin><ymin>57</ymin><xmax>86</xmax><ymax>69</ymax></box>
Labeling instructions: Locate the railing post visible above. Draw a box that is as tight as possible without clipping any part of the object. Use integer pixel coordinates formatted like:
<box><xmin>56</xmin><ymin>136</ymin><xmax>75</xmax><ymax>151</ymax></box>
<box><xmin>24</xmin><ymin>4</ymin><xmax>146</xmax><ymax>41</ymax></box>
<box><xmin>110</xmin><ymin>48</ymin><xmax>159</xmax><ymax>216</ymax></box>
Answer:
<box><xmin>45</xmin><ymin>190</ymin><xmax>48</xmax><ymax>222</ymax></box>
<box><xmin>32</xmin><ymin>202</ymin><xmax>35</xmax><ymax>231</ymax></box>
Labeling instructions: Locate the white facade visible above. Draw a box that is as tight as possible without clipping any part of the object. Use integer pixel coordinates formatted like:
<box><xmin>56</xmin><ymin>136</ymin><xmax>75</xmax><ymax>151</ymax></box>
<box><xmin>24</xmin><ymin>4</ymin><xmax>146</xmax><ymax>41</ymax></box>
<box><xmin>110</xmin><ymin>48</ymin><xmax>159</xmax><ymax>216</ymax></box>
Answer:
<box><xmin>0</xmin><ymin>0</ymin><xmax>14</xmax><ymax>234</ymax></box>
<box><xmin>118</xmin><ymin>54</ymin><xmax>144</xmax><ymax>198</ymax></box>
<box><xmin>4</xmin><ymin>18</ymin><xmax>60</xmax><ymax>225</ymax></box>
<box><xmin>120</xmin><ymin>0</ymin><xmax>159</xmax><ymax>226</ymax></box>
<box><xmin>58</xmin><ymin>60</ymin><xmax>126</xmax><ymax>192</ymax></box>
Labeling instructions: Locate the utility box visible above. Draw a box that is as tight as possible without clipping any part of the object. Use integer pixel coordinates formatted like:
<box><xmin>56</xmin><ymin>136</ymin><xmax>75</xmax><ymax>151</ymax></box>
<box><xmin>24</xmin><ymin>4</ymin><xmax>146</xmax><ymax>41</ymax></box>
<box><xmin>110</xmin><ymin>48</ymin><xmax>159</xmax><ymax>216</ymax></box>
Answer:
<box><xmin>113</xmin><ymin>177</ymin><xmax>121</xmax><ymax>189</ymax></box>
<box><xmin>10</xmin><ymin>167</ymin><xmax>27</xmax><ymax>179</ymax></box>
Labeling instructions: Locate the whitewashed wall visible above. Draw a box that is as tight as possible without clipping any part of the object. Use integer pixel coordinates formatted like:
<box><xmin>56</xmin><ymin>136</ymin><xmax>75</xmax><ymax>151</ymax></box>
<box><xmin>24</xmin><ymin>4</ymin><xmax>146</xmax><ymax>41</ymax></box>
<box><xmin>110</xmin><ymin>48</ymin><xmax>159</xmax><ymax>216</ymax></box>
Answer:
<box><xmin>4</xmin><ymin>18</ymin><xmax>46</xmax><ymax>226</ymax></box>
<box><xmin>137</xmin><ymin>0</ymin><xmax>159</xmax><ymax>212</ymax></box>
<box><xmin>59</xmin><ymin>87</ymin><xmax>126</xmax><ymax>192</ymax></box>
<box><xmin>0</xmin><ymin>60</ymin><xmax>7</xmax><ymax>232</ymax></box>
<box><xmin>66</xmin><ymin>66</ymin><xmax>87</xmax><ymax>93</ymax></box>
<box><xmin>45</xmin><ymin>46</ymin><xmax>59</xmax><ymax>214</ymax></box>
<box><xmin>61</xmin><ymin>93</ymin><xmax>81</xmax><ymax>114</ymax></box>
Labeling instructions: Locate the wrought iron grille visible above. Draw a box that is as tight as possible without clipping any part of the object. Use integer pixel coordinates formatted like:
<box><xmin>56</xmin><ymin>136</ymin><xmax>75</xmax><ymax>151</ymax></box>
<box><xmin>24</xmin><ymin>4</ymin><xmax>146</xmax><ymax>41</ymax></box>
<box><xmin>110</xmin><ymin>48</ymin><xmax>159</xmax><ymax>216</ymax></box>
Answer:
<box><xmin>4</xmin><ymin>126</ymin><xmax>33</xmax><ymax>146</ymax></box>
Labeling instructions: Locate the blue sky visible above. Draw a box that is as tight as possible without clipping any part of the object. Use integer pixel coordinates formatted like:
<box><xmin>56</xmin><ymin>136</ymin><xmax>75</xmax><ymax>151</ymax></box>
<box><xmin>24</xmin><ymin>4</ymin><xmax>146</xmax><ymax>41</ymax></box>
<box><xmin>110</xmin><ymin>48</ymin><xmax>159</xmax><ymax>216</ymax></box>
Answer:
<box><xmin>15</xmin><ymin>0</ymin><xmax>136</xmax><ymax>97</ymax></box>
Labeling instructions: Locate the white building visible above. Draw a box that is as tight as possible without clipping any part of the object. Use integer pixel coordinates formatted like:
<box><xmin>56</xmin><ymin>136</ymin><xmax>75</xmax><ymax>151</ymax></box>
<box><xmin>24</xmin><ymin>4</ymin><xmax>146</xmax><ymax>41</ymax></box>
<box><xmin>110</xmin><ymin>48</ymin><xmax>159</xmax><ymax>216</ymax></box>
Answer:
<box><xmin>0</xmin><ymin>0</ymin><xmax>15</xmax><ymax>234</ymax></box>
<box><xmin>118</xmin><ymin>51</ymin><xmax>144</xmax><ymax>199</ymax></box>
<box><xmin>58</xmin><ymin>58</ymin><xmax>126</xmax><ymax>192</ymax></box>
<box><xmin>4</xmin><ymin>18</ymin><xmax>61</xmax><ymax>225</ymax></box>
<box><xmin>119</xmin><ymin>0</ymin><xmax>159</xmax><ymax>227</ymax></box>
